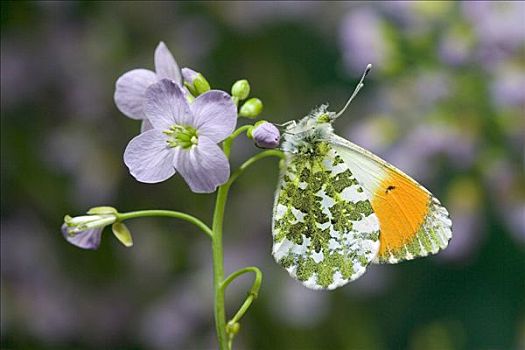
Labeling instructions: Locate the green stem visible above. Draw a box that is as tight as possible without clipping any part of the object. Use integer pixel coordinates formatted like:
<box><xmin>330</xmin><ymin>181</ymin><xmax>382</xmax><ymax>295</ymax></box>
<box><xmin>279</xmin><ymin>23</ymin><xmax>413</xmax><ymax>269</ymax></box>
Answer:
<box><xmin>223</xmin><ymin>125</ymin><xmax>252</xmax><ymax>155</ymax></box>
<box><xmin>227</xmin><ymin>150</ymin><xmax>284</xmax><ymax>186</ymax></box>
<box><xmin>211</xmin><ymin>134</ymin><xmax>237</xmax><ymax>350</ymax></box>
<box><xmin>212</xmin><ymin>184</ymin><xmax>230</xmax><ymax>349</ymax></box>
<box><xmin>221</xmin><ymin>266</ymin><xmax>262</xmax><ymax>324</ymax></box>
<box><xmin>117</xmin><ymin>210</ymin><xmax>212</xmax><ymax>238</ymax></box>
<box><xmin>212</xmin><ymin>133</ymin><xmax>284</xmax><ymax>350</ymax></box>
<box><xmin>221</xmin><ymin>267</ymin><xmax>262</xmax><ymax>349</ymax></box>
<box><xmin>230</xmin><ymin>125</ymin><xmax>253</xmax><ymax>141</ymax></box>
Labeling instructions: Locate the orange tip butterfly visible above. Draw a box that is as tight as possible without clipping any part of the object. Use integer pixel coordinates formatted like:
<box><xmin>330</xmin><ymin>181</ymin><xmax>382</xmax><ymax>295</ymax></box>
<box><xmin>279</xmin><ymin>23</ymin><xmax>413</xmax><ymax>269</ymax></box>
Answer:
<box><xmin>272</xmin><ymin>64</ymin><xmax>452</xmax><ymax>290</ymax></box>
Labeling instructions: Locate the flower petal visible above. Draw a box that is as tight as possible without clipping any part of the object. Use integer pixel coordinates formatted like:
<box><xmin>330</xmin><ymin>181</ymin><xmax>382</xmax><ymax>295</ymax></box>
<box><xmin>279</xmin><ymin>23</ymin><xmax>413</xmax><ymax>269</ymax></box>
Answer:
<box><xmin>144</xmin><ymin>79</ymin><xmax>193</xmax><ymax>130</ymax></box>
<box><xmin>62</xmin><ymin>224</ymin><xmax>102</xmax><ymax>250</ymax></box>
<box><xmin>190</xmin><ymin>90</ymin><xmax>238</xmax><ymax>142</ymax></box>
<box><xmin>141</xmin><ymin>118</ymin><xmax>154</xmax><ymax>133</ymax></box>
<box><xmin>174</xmin><ymin>136</ymin><xmax>229</xmax><ymax>193</ymax></box>
<box><xmin>114</xmin><ymin>69</ymin><xmax>157</xmax><ymax>120</ymax></box>
<box><xmin>154</xmin><ymin>41</ymin><xmax>182</xmax><ymax>83</ymax></box>
<box><xmin>181</xmin><ymin>67</ymin><xmax>199</xmax><ymax>84</ymax></box>
<box><xmin>124</xmin><ymin>129</ymin><xmax>175</xmax><ymax>183</ymax></box>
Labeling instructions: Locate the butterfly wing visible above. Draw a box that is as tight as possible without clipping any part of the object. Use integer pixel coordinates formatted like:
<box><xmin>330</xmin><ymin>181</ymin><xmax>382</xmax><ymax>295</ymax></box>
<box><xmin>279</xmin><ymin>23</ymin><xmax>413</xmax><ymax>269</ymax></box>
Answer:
<box><xmin>272</xmin><ymin>141</ymin><xmax>380</xmax><ymax>290</ymax></box>
<box><xmin>330</xmin><ymin>134</ymin><xmax>452</xmax><ymax>264</ymax></box>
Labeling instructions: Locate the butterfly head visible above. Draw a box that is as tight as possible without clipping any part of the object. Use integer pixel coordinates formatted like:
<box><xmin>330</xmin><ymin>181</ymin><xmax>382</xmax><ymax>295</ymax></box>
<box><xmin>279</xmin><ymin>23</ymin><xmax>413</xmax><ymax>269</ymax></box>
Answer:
<box><xmin>281</xmin><ymin>105</ymin><xmax>336</xmax><ymax>153</ymax></box>
<box><xmin>281</xmin><ymin>64</ymin><xmax>372</xmax><ymax>154</ymax></box>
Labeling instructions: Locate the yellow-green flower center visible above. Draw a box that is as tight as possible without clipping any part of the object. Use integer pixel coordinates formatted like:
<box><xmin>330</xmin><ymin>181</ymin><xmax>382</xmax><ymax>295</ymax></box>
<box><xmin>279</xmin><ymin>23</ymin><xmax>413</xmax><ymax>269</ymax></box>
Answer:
<box><xmin>164</xmin><ymin>125</ymin><xmax>198</xmax><ymax>149</ymax></box>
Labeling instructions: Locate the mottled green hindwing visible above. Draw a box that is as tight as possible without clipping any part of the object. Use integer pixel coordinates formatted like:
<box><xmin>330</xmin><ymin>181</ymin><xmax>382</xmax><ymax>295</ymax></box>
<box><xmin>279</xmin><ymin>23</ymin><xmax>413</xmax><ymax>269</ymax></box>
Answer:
<box><xmin>272</xmin><ymin>141</ymin><xmax>380</xmax><ymax>290</ymax></box>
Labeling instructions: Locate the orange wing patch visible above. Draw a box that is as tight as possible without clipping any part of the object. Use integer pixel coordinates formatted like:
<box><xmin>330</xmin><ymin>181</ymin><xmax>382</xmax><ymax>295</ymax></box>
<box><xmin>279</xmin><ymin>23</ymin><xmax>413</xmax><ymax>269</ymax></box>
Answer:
<box><xmin>372</xmin><ymin>170</ymin><xmax>451</xmax><ymax>263</ymax></box>
<box><xmin>330</xmin><ymin>135</ymin><xmax>452</xmax><ymax>264</ymax></box>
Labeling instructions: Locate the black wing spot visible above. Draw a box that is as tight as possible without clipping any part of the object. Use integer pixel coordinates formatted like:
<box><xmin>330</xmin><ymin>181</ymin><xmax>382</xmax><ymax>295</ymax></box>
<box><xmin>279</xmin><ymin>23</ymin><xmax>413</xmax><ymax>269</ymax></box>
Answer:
<box><xmin>385</xmin><ymin>185</ymin><xmax>396</xmax><ymax>194</ymax></box>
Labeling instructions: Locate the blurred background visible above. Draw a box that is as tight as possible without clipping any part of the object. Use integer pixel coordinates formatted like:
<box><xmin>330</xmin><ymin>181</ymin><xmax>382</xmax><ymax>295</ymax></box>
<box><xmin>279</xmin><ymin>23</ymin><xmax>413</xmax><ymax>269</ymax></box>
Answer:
<box><xmin>1</xmin><ymin>1</ymin><xmax>524</xmax><ymax>349</ymax></box>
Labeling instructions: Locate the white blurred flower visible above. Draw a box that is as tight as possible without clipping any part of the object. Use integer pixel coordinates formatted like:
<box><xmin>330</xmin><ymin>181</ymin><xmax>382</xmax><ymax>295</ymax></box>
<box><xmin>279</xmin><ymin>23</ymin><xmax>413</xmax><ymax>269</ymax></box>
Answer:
<box><xmin>339</xmin><ymin>9</ymin><xmax>389</xmax><ymax>74</ymax></box>
<box><xmin>221</xmin><ymin>2</ymin><xmax>322</xmax><ymax>32</ymax></box>
<box><xmin>490</xmin><ymin>66</ymin><xmax>525</xmax><ymax>108</ymax></box>
<box><xmin>463</xmin><ymin>2</ymin><xmax>525</xmax><ymax>50</ymax></box>
<box><xmin>505</xmin><ymin>204</ymin><xmax>525</xmax><ymax>246</ymax></box>
<box><xmin>438</xmin><ymin>28</ymin><xmax>473</xmax><ymax>66</ymax></box>
<box><xmin>270</xmin><ymin>277</ymin><xmax>328</xmax><ymax>327</ymax></box>
<box><xmin>462</xmin><ymin>2</ymin><xmax>525</xmax><ymax>68</ymax></box>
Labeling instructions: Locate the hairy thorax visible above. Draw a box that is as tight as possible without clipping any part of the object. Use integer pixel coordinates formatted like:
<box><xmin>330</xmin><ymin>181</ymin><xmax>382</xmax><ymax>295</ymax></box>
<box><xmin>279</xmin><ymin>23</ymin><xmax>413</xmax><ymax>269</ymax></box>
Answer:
<box><xmin>281</xmin><ymin>106</ymin><xmax>336</xmax><ymax>154</ymax></box>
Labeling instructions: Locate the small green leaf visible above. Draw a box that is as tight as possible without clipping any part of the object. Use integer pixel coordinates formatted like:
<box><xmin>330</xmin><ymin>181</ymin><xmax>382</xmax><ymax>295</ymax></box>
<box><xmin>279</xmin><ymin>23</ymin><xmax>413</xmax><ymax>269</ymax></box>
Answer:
<box><xmin>112</xmin><ymin>222</ymin><xmax>133</xmax><ymax>247</ymax></box>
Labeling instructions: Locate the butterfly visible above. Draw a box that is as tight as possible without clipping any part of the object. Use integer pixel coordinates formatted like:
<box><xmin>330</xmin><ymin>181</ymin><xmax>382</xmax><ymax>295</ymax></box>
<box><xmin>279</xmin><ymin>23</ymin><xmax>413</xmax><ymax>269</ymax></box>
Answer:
<box><xmin>272</xmin><ymin>65</ymin><xmax>452</xmax><ymax>290</ymax></box>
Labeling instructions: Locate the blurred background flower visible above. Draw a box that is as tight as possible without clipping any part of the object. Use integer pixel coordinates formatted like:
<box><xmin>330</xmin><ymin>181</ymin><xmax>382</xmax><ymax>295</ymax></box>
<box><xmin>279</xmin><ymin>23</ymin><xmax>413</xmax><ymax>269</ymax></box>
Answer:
<box><xmin>1</xmin><ymin>1</ymin><xmax>524</xmax><ymax>349</ymax></box>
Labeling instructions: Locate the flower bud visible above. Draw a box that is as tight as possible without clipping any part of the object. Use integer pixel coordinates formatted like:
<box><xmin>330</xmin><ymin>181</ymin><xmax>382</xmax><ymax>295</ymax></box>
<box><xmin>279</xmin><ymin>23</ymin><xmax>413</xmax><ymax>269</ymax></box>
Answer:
<box><xmin>226</xmin><ymin>321</ymin><xmax>240</xmax><ymax>336</ymax></box>
<box><xmin>248</xmin><ymin>121</ymin><xmax>280</xmax><ymax>149</ymax></box>
<box><xmin>231</xmin><ymin>79</ymin><xmax>250</xmax><ymax>100</ymax></box>
<box><xmin>182</xmin><ymin>67</ymin><xmax>210</xmax><ymax>96</ymax></box>
<box><xmin>112</xmin><ymin>222</ymin><xmax>133</xmax><ymax>247</ymax></box>
<box><xmin>61</xmin><ymin>207</ymin><xmax>134</xmax><ymax>250</ymax></box>
<box><xmin>239</xmin><ymin>98</ymin><xmax>263</xmax><ymax>118</ymax></box>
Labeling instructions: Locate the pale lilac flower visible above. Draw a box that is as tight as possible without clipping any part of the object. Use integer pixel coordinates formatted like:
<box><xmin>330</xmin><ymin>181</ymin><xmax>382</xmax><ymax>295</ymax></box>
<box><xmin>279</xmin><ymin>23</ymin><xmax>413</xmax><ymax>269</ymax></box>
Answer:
<box><xmin>62</xmin><ymin>207</ymin><xmax>134</xmax><ymax>249</ymax></box>
<box><xmin>114</xmin><ymin>42</ymin><xmax>182</xmax><ymax>130</ymax></box>
<box><xmin>251</xmin><ymin>122</ymin><xmax>280</xmax><ymax>149</ymax></box>
<box><xmin>61</xmin><ymin>214</ymin><xmax>116</xmax><ymax>250</ymax></box>
<box><xmin>124</xmin><ymin>79</ymin><xmax>237</xmax><ymax>193</ymax></box>
<box><xmin>61</xmin><ymin>225</ymin><xmax>103</xmax><ymax>250</ymax></box>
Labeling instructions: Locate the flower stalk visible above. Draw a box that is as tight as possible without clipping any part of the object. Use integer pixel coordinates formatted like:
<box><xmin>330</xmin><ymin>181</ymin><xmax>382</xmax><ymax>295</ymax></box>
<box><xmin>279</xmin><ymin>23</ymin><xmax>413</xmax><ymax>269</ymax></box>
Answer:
<box><xmin>209</xmin><ymin>131</ymin><xmax>284</xmax><ymax>349</ymax></box>
<box><xmin>117</xmin><ymin>210</ymin><xmax>213</xmax><ymax>238</ymax></box>
<box><xmin>211</xmin><ymin>183</ymin><xmax>230</xmax><ymax>349</ymax></box>
<box><xmin>221</xmin><ymin>266</ymin><xmax>263</xmax><ymax>346</ymax></box>
<box><xmin>210</xmin><ymin>133</ymin><xmax>238</xmax><ymax>349</ymax></box>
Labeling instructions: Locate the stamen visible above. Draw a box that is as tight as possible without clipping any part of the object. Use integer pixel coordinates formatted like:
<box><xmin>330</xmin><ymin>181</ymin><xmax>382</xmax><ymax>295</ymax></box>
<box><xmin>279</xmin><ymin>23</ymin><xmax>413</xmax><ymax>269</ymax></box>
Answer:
<box><xmin>165</xmin><ymin>124</ymin><xmax>198</xmax><ymax>149</ymax></box>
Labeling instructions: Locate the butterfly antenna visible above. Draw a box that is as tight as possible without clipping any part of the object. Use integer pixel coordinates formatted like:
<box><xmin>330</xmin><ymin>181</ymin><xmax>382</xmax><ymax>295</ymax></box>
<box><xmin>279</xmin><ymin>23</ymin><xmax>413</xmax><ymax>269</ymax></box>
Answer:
<box><xmin>274</xmin><ymin>121</ymin><xmax>295</xmax><ymax>127</ymax></box>
<box><xmin>334</xmin><ymin>64</ymin><xmax>372</xmax><ymax>119</ymax></box>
